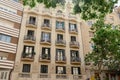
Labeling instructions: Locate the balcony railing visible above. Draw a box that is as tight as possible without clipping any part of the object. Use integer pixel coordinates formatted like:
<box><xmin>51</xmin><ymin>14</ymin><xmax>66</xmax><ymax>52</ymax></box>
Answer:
<box><xmin>41</xmin><ymin>23</ymin><xmax>51</xmax><ymax>30</ymax></box>
<box><xmin>39</xmin><ymin>73</ymin><xmax>50</xmax><ymax>78</ymax></box>
<box><xmin>70</xmin><ymin>41</ymin><xmax>79</xmax><ymax>48</ymax></box>
<box><xmin>40</xmin><ymin>39</ymin><xmax>51</xmax><ymax>45</ymax></box>
<box><xmin>39</xmin><ymin>54</ymin><xmax>51</xmax><ymax>62</ymax></box>
<box><xmin>24</xmin><ymin>35</ymin><xmax>35</xmax><ymax>43</ymax></box>
<box><xmin>69</xmin><ymin>29</ymin><xmax>78</xmax><ymax>34</ymax></box>
<box><xmin>55</xmin><ymin>40</ymin><xmax>66</xmax><ymax>46</ymax></box>
<box><xmin>26</xmin><ymin>21</ymin><xmax>37</xmax><ymax>28</ymax></box>
<box><xmin>73</xmin><ymin>75</ymin><xmax>82</xmax><ymax>79</ymax></box>
<box><xmin>56</xmin><ymin>74</ymin><xmax>67</xmax><ymax>79</ymax></box>
<box><xmin>19</xmin><ymin>73</ymin><xmax>31</xmax><ymax>78</ymax></box>
<box><xmin>56</xmin><ymin>26</ymin><xmax>65</xmax><ymax>32</ymax></box>
<box><xmin>55</xmin><ymin>56</ymin><xmax>66</xmax><ymax>63</ymax></box>
<box><xmin>21</xmin><ymin>52</ymin><xmax>35</xmax><ymax>61</ymax></box>
<box><xmin>71</xmin><ymin>57</ymin><xmax>81</xmax><ymax>64</ymax></box>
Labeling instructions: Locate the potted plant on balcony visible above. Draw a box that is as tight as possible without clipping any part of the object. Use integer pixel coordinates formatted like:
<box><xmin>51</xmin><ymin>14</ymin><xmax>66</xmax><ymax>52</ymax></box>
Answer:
<box><xmin>42</xmin><ymin>54</ymin><xmax>49</xmax><ymax>59</ymax></box>
<box><xmin>22</xmin><ymin>51</ymin><xmax>36</xmax><ymax>58</ymax></box>
<box><xmin>32</xmin><ymin>52</ymin><xmax>36</xmax><ymax>56</ymax></box>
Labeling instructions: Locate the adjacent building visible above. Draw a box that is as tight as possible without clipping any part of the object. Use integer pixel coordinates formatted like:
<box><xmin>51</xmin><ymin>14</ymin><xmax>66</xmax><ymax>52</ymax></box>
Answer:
<box><xmin>0</xmin><ymin>0</ymin><xmax>23</xmax><ymax>80</ymax></box>
<box><xmin>81</xmin><ymin>6</ymin><xmax>120</xmax><ymax>80</ymax></box>
<box><xmin>11</xmin><ymin>3</ymin><xmax>86</xmax><ymax>80</ymax></box>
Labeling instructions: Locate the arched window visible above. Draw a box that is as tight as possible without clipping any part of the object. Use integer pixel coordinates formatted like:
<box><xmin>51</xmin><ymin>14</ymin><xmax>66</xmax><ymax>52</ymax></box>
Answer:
<box><xmin>57</xmin><ymin>10</ymin><xmax>62</xmax><ymax>14</ymax></box>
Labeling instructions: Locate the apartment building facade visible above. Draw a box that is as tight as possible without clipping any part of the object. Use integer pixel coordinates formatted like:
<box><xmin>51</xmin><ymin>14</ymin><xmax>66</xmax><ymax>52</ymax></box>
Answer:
<box><xmin>0</xmin><ymin>0</ymin><xmax>23</xmax><ymax>80</ymax></box>
<box><xmin>11</xmin><ymin>3</ymin><xmax>86</xmax><ymax>80</ymax></box>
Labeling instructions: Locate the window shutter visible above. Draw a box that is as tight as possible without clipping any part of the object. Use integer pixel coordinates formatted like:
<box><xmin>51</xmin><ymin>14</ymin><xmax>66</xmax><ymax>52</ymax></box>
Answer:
<box><xmin>71</xmin><ymin>67</ymin><xmax>73</xmax><ymax>74</ymax></box>
<box><xmin>78</xmin><ymin>67</ymin><xmax>81</xmax><ymax>74</ymax></box>
<box><xmin>42</xmin><ymin>48</ymin><xmax>45</xmax><ymax>55</ymax></box>
<box><xmin>69</xmin><ymin>23</ymin><xmax>71</xmax><ymax>30</ymax></box>
<box><xmin>62</xmin><ymin>22</ymin><xmax>64</xmax><ymax>29</ymax></box>
<box><xmin>48</xmin><ymin>48</ymin><xmax>50</xmax><ymax>57</ymax></box>
<box><xmin>63</xmin><ymin>67</ymin><xmax>66</xmax><ymax>74</ymax></box>
<box><xmin>56</xmin><ymin>66</ymin><xmax>58</xmax><ymax>74</ymax></box>
<box><xmin>32</xmin><ymin>46</ymin><xmax>34</xmax><ymax>53</ymax></box>
<box><xmin>56</xmin><ymin>21</ymin><xmax>58</xmax><ymax>28</ymax></box>
<box><xmin>41</xmin><ymin>32</ymin><xmax>43</xmax><ymax>40</ymax></box>
<box><xmin>23</xmin><ymin>46</ymin><xmax>26</xmax><ymax>53</ymax></box>
<box><xmin>63</xmin><ymin>50</ymin><xmax>65</xmax><ymax>56</ymax></box>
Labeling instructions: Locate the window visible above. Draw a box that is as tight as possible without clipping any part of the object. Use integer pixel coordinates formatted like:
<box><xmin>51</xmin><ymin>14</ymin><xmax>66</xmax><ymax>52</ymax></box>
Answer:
<box><xmin>23</xmin><ymin>46</ymin><xmax>34</xmax><ymax>58</ymax></box>
<box><xmin>29</xmin><ymin>16</ymin><xmax>36</xmax><ymax>25</ymax></box>
<box><xmin>71</xmin><ymin>67</ymin><xmax>81</xmax><ymax>75</ymax></box>
<box><xmin>42</xmin><ymin>47</ymin><xmax>50</xmax><ymax>59</ymax></box>
<box><xmin>0</xmin><ymin>56</ymin><xmax>7</xmax><ymax>60</ymax></box>
<box><xmin>23</xmin><ymin>46</ymin><xmax>34</xmax><ymax>54</ymax></box>
<box><xmin>0</xmin><ymin>34</ymin><xmax>11</xmax><ymax>43</ymax></box>
<box><xmin>56</xmin><ymin>49</ymin><xmax>65</xmax><ymax>61</ymax></box>
<box><xmin>22</xmin><ymin>64</ymin><xmax>31</xmax><ymax>73</ymax></box>
<box><xmin>69</xmin><ymin>23</ymin><xmax>77</xmax><ymax>31</ymax></box>
<box><xmin>57</xmin><ymin>34</ymin><xmax>63</xmax><ymax>41</ymax></box>
<box><xmin>0</xmin><ymin>4</ymin><xmax>17</xmax><ymax>14</ymax></box>
<box><xmin>71</xmin><ymin>36</ymin><xmax>76</xmax><ymax>41</ymax></box>
<box><xmin>41</xmin><ymin>65</ymin><xmax>48</xmax><ymax>73</ymax></box>
<box><xmin>90</xmin><ymin>43</ymin><xmax>94</xmax><ymax>50</ymax></box>
<box><xmin>57</xmin><ymin>10</ymin><xmax>62</xmax><ymax>14</ymax></box>
<box><xmin>56</xmin><ymin>21</ymin><xmax>64</xmax><ymax>29</ymax></box>
<box><xmin>41</xmin><ymin>32</ymin><xmax>51</xmax><ymax>42</ymax></box>
<box><xmin>87</xmin><ymin>21</ymin><xmax>93</xmax><ymax>26</ymax></box>
<box><xmin>71</xmin><ymin>50</ymin><xmax>79</xmax><ymax>61</ymax></box>
<box><xmin>0</xmin><ymin>71</ymin><xmax>8</xmax><ymax>79</ymax></box>
<box><xmin>56</xmin><ymin>66</ymin><xmax>66</xmax><ymax>74</ymax></box>
<box><xmin>44</xmin><ymin>19</ymin><xmax>50</xmax><ymax>25</ymax></box>
<box><xmin>27</xmin><ymin>30</ymin><xmax>34</xmax><ymax>36</ymax></box>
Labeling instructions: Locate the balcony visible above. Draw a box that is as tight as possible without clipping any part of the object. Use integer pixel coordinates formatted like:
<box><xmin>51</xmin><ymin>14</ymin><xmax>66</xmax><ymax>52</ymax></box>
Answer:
<box><xmin>19</xmin><ymin>73</ymin><xmax>31</xmax><ymax>78</ymax></box>
<box><xmin>24</xmin><ymin>35</ymin><xmax>35</xmax><ymax>43</ymax></box>
<box><xmin>21</xmin><ymin>52</ymin><xmax>35</xmax><ymax>61</ymax></box>
<box><xmin>39</xmin><ymin>54</ymin><xmax>50</xmax><ymax>62</ymax></box>
<box><xmin>26</xmin><ymin>21</ymin><xmax>37</xmax><ymax>28</ymax></box>
<box><xmin>73</xmin><ymin>75</ymin><xmax>82</xmax><ymax>79</ymax></box>
<box><xmin>56</xmin><ymin>13</ymin><xmax>65</xmax><ymax>19</ymax></box>
<box><xmin>70</xmin><ymin>41</ymin><xmax>79</xmax><ymax>48</ymax></box>
<box><xmin>0</xmin><ymin>60</ymin><xmax>14</xmax><ymax>69</ymax></box>
<box><xmin>69</xmin><ymin>29</ymin><xmax>78</xmax><ymax>34</ymax></box>
<box><xmin>39</xmin><ymin>73</ymin><xmax>50</xmax><ymax>78</ymax></box>
<box><xmin>56</xmin><ymin>74</ymin><xmax>67</xmax><ymax>79</ymax></box>
<box><xmin>41</xmin><ymin>23</ymin><xmax>51</xmax><ymax>30</ymax></box>
<box><xmin>55</xmin><ymin>40</ymin><xmax>66</xmax><ymax>47</ymax></box>
<box><xmin>55</xmin><ymin>56</ymin><xmax>66</xmax><ymax>63</ymax></box>
<box><xmin>42</xmin><ymin>9</ymin><xmax>52</xmax><ymax>17</ymax></box>
<box><xmin>40</xmin><ymin>39</ymin><xmax>51</xmax><ymax>45</ymax></box>
<box><xmin>71</xmin><ymin>57</ymin><xmax>81</xmax><ymax>64</ymax></box>
<box><xmin>56</xmin><ymin>26</ymin><xmax>65</xmax><ymax>32</ymax></box>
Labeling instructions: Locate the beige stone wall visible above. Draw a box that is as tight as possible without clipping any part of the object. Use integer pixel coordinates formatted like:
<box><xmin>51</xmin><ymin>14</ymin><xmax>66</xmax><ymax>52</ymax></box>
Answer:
<box><xmin>11</xmin><ymin>3</ymin><xmax>86</xmax><ymax>80</ymax></box>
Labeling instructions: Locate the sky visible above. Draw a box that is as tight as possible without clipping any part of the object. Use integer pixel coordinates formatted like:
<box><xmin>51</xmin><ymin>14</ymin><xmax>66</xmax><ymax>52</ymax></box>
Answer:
<box><xmin>116</xmin><ymin>0</ymin><xmax>120</xmax><ymax>6</ymax></box>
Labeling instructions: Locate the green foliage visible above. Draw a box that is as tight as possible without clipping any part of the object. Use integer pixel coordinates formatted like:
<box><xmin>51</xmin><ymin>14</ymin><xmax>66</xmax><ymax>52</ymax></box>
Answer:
<box><xmin>22</xmin><ymin>0</ymin><xmax>118</xmax><ymax>20</ymax></box>
<box><xmin>23</xmin><ymin>0</ymin><xmax>66</xmax><ymax>8</ymax></box>
<box><xmin>72</xmin><ymin>0</ymin><xmax>118</xmax><ymax>20</ymax></box>
<box><xmin>85</xmin><ymin>19</ymin><xmax>120</xmax><ymax>71</ymax></box>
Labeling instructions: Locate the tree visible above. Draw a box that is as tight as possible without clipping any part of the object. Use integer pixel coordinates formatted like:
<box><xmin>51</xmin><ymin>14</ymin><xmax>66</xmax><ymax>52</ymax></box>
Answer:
<box><xmin>85</xmin><ymin>19</ymin><xmax>120</xmax><ymax>79</ymax></box>
<box><xmin>22</xmin><ymin>0</ymin><xmax>118</xmax><ymax>20</ymax></box>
